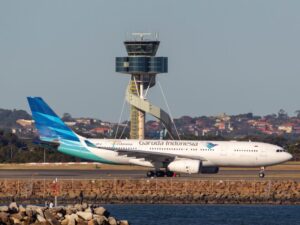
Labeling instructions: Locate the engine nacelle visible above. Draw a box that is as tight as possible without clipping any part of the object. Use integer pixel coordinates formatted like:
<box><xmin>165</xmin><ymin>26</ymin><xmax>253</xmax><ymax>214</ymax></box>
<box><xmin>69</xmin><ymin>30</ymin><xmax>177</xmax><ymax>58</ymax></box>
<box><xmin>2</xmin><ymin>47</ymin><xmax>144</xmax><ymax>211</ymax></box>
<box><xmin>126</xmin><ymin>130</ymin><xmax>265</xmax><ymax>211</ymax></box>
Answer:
<box><xmin>200</xmin><ymin>166</ymin><xmax>219</xmax><ymax>174</ymax></box>
<box><xmin>167</xmin><ymin>159</ymin><xmax>219</xmax><ymax>174</ymax></box>
<box><xmin>167</xmin><ymin>159</ymin><xmax>201</xmax><ymax>174</ymax></box>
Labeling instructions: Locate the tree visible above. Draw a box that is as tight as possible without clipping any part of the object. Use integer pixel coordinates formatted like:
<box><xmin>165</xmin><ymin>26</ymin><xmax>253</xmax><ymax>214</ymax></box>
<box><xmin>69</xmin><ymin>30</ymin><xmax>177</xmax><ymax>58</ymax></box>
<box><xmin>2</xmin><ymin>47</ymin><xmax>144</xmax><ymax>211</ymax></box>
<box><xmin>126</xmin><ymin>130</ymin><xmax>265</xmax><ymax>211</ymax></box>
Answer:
<box><xmin>62</xmin><ymin>113</ymin><xmax>73</xmax><ymax>122</ymax></box>
<box><xmin>278</xmin><ymin>109</ymin><xmax>288</xmax><ymax>120</ymax></box>
<box><xmin>295</xmin><ymin>110</ymin><xmax>300</xmax><ymax>118</ymax></box>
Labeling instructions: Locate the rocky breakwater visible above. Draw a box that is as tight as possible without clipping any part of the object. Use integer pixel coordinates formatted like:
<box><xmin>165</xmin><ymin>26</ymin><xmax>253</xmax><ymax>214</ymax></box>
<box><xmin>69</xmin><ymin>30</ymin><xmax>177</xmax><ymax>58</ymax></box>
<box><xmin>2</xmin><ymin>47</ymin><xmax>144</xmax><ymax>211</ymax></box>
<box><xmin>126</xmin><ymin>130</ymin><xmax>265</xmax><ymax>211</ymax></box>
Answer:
<box><xmin>0</xmin><ymin>202</ymin><xmax>129</xmax><ymax>225</ymax></box>
<box><xmin>0</xmin><ymin>179</ymin><xmax>299</xmax><ymax>204</ymax></box>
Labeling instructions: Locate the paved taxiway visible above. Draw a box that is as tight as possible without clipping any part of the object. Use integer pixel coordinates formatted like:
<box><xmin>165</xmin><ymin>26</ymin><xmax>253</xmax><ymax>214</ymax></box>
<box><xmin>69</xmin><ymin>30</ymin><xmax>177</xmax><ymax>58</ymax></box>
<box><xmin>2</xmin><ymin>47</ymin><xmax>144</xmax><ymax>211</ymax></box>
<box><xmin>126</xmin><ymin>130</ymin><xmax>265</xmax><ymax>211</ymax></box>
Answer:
<box><xmin>0</xmin><ymin>168</ymin><xmax>300</xmax><ymax>180</ymax></box>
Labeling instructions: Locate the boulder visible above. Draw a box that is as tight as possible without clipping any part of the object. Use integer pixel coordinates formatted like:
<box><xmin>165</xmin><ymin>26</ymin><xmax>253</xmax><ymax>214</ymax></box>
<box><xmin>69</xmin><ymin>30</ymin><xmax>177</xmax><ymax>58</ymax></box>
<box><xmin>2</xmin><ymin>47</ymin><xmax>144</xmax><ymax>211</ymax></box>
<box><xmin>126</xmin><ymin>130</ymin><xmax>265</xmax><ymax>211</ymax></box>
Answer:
<box><xmin>108</xmin><ymin>217</ymin><xmax>117</xmax><ymax>225</ymax></box>
<box><xmin>49</xmin><ymin>207</ymin><xmax>64</xmax><ymax>214</ymax></box>
<box><xmin>56</xmin><ymin>212</ymin><xmax>63</xmax><ymax>220</ymax></box>
<box><xmin>9</xmin><ymin>202</ymin><xmax>18</xmax><ymax>213</ymax></box>
<box><xmin>65</xmin><ymin>206</ymin><xmax>75</xmax><ymax>215</ymax></box>
<box><xmin>77</xmin><ymin>218</ymin><xmax>88</xmax><ymax>225</ymax></box>
<box><xmin>85</xmin><ymin>207</ymin><xmax>92</xmax><ymax>213</ymax></box>
<box><xmin>77</xmin><ymin>211</ymin><xmax>93</xmax><ymax>221</ymax></box>
<box><xmin>0</xmin><ymin>212</ymin><xmax>9</xmax><ymax>223</ymax></box>
<box><xmin>74</xmin><ymin>204</ymin><xmax>83</xmax><ymax>211</ymax></box>
<box><xmin>36</xmin><ymin>207</ymin><xmax>44</xmax><ymax>217</ymax></box>
<box><xmin>93</xmin><ymin>207</ymin><xmax>109</xmax><ymax>217</ymax></box>
<box><xmin>93</xmin><ymin>215</ymin><xmax>108</xmax><ymax>225</ymax></box>
<box><xmin>0</xmin><ymin>206</ymin><xmax>8</xmax><ymax>212</ymax></box>
<box><xmin>19</xmin><ymin>205</ymin><xmax>26</xmax><ymax>214</ymax></box>
<box><xmin>26</xmin><ymin>205</ymin><xmax>39</xmax><ymax>210</ymax></box>
<box><xmin>25</xmin><ymin>208</ymin><xmax>34</xmax><ymax>218</ymax></box>
<box><xmin>61</xmin><ymin>218</ymin><xmax>69</xmax><ymax>225</ymax></box>
<box><xmin>87</xmin><ymin>219</ymin><xmax>98</xmax><ymax>225</ymax></box>
<box><xmin>10</xmin><ymin>216</ymin><xmax>20</xmax><ymax>224</ymax></box>
<box><xmin>119</xmin><ymin>220</ymin><xmax>130</xmax><ymax>225</ymax></box>
<box><xmin>44</xmin><ymin>209</ymin><xmax>60</xmax><ymax>225</ymax></box>
<box><xmin>65</xmin><ymin>214</ymin><xmax>78</xmax><ymax>225</ymax></box>
<box><xmin>37</xmin><ymin>214</ymin><xmax>47</xmax><ymax>222</ymax></box>
<box><xmin>11</xmin><ymin>213</ymin><xmax>23</xmax><ymax>220</ymax></box>
<box><xmin>82</xmin><ymin>203</ymin><xmax>88</xmax><ymax>210</ymax></box>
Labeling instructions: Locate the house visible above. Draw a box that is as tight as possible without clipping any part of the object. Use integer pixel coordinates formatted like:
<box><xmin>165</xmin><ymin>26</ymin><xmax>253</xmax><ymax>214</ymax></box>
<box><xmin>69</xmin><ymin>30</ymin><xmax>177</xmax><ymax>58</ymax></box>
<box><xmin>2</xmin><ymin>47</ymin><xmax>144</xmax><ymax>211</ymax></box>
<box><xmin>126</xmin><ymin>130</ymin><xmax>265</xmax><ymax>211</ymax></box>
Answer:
<box><xmin>90</xmin><ymin>126</ymin><xmax>111</xmax><ymax>134</ymax></box>
<box><xmin>16</xmin><ymin>119</ymin><xmax>34</xmax><ymax>127</ymax></box>
<box><xmin>278</xmin><ymin>123</ymin><xmax>294</xmax><ymax>134</ymax></box>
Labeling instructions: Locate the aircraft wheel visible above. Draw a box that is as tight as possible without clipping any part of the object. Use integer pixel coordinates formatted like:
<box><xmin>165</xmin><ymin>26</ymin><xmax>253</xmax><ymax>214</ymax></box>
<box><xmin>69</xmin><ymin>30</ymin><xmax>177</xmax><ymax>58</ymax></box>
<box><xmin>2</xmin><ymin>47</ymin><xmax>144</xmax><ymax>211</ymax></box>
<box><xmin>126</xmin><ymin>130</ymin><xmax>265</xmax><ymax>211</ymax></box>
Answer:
<box><xmin>166</xmin><ymin>171</ymin><xmax>174</xmax><ymax>177</ymax></box>
<box><xmin>146</xmin><ymin>171</ymin><xmax>155</xmax><ymax>178</ymax></box>
<box><xmin>155</xmin><ymin>171</ymin><xmax>165</xmax><ymax>177</ymax></box>
<box><xmin>259</xmin><ymin>172</ymin><xmax>265</xmax><ymax>178</ymax></box>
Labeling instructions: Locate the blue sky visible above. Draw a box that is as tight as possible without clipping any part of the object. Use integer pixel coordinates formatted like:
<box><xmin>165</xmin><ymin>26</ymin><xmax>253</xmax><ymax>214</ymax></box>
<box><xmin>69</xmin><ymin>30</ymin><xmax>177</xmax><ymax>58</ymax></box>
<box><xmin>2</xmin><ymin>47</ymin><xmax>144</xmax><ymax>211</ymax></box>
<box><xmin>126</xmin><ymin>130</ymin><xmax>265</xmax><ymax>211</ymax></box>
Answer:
<box><xmin>1</xmin><ymin>1</ymin><xmax>300</xmax><ymax>121</ymax></box>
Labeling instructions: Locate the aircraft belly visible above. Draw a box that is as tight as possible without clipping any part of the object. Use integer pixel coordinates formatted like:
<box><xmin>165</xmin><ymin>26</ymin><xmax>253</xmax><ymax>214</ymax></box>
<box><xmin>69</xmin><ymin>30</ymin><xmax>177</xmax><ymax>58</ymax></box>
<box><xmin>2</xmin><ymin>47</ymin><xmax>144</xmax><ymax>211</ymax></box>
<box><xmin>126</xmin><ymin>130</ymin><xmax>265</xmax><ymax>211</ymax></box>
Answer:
<box><xmin>89</xmin><ymin>148</ymin><xmax>130</xmax><ymax>165</ymax></box>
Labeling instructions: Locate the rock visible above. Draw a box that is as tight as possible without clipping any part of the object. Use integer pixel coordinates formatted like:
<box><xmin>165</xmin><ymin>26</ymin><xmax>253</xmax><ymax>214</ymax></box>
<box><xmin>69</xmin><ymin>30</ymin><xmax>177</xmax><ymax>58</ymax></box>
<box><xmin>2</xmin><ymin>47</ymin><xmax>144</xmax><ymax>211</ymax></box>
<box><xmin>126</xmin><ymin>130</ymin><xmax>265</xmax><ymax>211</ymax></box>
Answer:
<box><xmin>0</xmin><ymin>206</ymin><xmax>8</xmax><ymax>212</ymax></box>
<box><xmin>87</xmin><ymin>219</ymin><xmax>98</xmax><ymax>225</ymax></box>
<box><xmin>44</xmin><ymin>209</ymin><xmax>60</xmax><ymax>225</ymax></box>
<box><xmin>0</xmin><ymin>212</ymin><xmax>9</xmax><ymax>223</ymax></box>
<box><xmin>74</xmin><ymin>204</ymin><xmax>83</xmax><ymax>211</ymax></box>
<box><xmin>11</xmin><ymin>212</ymin><xmax>23</xmax><ymax>220</ymax></box>
<box><xmin>108</xmin><ymin>217</ymin><xmax>117</xmax><ymax>225</ymax></box>
<box><xmin>82</xmin><ymin>203</ymin><xmax>88</xmax><ymax>210</ymax></box>
<box><xmin>9</xmin><ymin>202</ymin><xmax>18</xmax><ymax>213</ymax></box>
<box><xmin>119</xmin><ymin>220</ymin><xmax>130</xmax><ymax>225</ymax></box>
<box><xmin>37</xmin><ymin>214</ymin><xmax>47</xmax><ymax>222</ymax></box>
<box><xmin>56</xmin><ymin>212</ymin><xmax>63</xmax><ymax>219</ymax></box>
<box><xmin>61</xmin><ymin>218</ymin><xmax>69</xmax><ymax>225</ymax></box>
<box><xmin>65</xmin><ymin>214</ymin><xmax>78</xmax><ymax>225</ymax></box>
<box><xmin>77</xmin><ymin>211</ymin><xmax>93</xmax><ymax>221</ymax></box>
<box><xmin>93</xmin><ymin>207</ymin><xmax>109</xmax><ymax>217</ymax></box>
<box><xmin>26</xmin><ymin>205</ymin><xmax>39</xmax><ymax>210</ymax></box>
<box><xmin>65</xmin><ymin>206</ymin><xmax>74</xmax><ymax>215</ymax></box>
<box><xmin>85</xmin><ymin>207</ymin><xmax>92</xmax><ymax>213</ymax></box>
<box><xmin>19</xmin><ymin>205</ymin><xmax>26</xmax><ymax>214</ymax></box>
<box><xmin>93</xmin><ymin>215</ymin><xmax>108</xmax><ymax>225</ymax></box>
<box><xmin>50</xmin><ymin>207</ymin><xmax>64</xmax><ymax>214</ymax></box>
<box><xmin>26</xmin><ymin>208</ymin><xmax>34</xmax><ymax>218</ymax></box>
<box><xmin>10</xmin><ymin>216</ymin><xmax>20</xmax><ymax>224</ymax></box>
<box><xmin>77</xmin><ymin>218</ymin><xmax>88</xmax><ymax>225</ymax></box>
<box><xmin>36</xmin><ymin>207</ymin><xmax>44</xmax><ymax>217</ymax></box>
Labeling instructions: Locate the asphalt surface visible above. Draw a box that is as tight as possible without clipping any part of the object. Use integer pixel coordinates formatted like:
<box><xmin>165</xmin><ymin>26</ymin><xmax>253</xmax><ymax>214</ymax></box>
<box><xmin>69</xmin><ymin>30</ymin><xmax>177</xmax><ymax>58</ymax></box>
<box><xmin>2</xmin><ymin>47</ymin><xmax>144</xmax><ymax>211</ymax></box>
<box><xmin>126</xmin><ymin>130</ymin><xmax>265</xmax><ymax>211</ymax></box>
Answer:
<box><xmin>0</xmin><ymin>169</ymin><xmax>299</xmax><ymax>180</ymax></box>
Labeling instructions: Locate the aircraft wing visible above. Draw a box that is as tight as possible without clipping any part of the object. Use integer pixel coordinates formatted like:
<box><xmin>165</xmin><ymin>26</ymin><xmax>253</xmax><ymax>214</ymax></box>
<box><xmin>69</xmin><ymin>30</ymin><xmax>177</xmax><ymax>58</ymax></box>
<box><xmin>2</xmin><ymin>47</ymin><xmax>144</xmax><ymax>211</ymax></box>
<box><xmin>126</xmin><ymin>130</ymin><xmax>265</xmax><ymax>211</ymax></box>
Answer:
<box><xmin>100</xmin><ymin>147</ymin><xmax>207</xmax><ymax>163</ymax></box>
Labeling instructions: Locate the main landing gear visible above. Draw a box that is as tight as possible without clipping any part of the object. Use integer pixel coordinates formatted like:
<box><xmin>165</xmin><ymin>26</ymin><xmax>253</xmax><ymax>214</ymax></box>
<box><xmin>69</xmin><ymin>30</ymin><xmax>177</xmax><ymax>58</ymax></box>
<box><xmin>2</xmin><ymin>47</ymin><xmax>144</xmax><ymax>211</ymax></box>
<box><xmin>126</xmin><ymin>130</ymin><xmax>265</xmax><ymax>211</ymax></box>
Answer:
<box><xmin>146</xmin><ymin>170</ymin><xmax>175</xmax><ymax>178</ymax></box>
<box><xmin>259</xmin><ymin>167</ymin><xmax>265</xmax><ymax>178</ymax></box>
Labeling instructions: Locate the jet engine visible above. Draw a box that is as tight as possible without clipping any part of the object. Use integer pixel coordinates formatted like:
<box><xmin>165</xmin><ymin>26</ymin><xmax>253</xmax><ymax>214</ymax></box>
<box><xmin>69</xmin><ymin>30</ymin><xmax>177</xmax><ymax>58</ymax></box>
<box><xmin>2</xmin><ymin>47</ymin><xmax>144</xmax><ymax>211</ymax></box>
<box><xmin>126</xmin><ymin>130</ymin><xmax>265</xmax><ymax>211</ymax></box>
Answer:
<box><xmin>167</xmin><ymin>159</ymin><xmax>219</xmax><ymax>174</ymax></box>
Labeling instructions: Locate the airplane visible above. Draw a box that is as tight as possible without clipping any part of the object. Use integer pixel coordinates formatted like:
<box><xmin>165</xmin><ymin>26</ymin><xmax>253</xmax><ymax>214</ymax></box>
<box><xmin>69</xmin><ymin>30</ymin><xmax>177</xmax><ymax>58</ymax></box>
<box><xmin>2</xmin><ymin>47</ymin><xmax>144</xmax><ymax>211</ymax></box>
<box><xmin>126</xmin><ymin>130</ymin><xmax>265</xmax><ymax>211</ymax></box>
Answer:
<box><xmin>27</xmin><ymin>97</ymin><xmax>293</xmax><ymax>178</ymax></box>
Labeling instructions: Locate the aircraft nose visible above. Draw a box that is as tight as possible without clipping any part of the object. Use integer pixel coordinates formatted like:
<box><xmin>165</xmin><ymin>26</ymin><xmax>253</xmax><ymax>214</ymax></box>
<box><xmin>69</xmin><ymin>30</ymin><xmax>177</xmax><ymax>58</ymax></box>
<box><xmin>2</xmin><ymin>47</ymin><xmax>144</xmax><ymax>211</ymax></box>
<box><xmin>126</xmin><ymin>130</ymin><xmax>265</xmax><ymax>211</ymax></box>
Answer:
<box><xmin>282</xmin><ymin>152</ymin><xmax>293</xmax><ymax>162</ymax></box>
<box><xmin>286</xmin><ymin>152</ymin><xmax>293</xmax><ymax>161</ymax></box>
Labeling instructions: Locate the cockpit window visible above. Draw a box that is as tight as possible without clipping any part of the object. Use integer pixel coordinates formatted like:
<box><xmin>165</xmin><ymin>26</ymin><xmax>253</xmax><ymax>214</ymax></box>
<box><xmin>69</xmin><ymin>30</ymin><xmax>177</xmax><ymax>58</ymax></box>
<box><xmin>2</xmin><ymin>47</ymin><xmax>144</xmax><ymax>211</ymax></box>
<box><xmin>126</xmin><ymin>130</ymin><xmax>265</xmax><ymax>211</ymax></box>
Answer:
<box><xmin>276</xmin><ymin>149</ymin><xmax>287</xmax><ymax>152</ymax></box>
<box><xmin>85</xmin><ymin>140</ymin><xmax>97</xmax><ymax>148</ymax></box>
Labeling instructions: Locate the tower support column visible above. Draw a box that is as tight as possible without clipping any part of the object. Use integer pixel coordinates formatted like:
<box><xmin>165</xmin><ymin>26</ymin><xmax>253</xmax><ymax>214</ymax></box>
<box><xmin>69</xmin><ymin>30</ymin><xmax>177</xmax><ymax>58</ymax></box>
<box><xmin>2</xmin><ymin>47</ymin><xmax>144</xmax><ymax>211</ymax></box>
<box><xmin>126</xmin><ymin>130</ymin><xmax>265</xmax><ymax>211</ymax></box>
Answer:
<box><xmin>138</xmin><ymin>74</ymin><xmax>145</xmax><ymax>139</ymax></box>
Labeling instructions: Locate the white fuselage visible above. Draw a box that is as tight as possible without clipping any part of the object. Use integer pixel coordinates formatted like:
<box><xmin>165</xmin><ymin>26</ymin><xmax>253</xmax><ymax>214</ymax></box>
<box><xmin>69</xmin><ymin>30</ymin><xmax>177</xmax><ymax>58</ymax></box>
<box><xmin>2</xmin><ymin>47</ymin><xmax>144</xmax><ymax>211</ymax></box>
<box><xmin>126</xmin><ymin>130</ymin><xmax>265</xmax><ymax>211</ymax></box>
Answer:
<box><xmin>83</xmin><ymin>139</ymin><xmax>292</xmax><ymax>168</ymax></box>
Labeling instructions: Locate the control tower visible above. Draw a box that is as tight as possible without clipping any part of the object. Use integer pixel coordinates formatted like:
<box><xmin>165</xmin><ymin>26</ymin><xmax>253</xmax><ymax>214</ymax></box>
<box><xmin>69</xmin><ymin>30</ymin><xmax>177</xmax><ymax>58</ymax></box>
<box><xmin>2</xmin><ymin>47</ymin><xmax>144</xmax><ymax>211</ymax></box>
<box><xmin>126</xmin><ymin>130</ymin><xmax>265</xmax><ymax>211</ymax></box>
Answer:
<box><xmin>116</xmin><ymin>33</ymin><xmax>172</xmax><ymax>139</ymax></box>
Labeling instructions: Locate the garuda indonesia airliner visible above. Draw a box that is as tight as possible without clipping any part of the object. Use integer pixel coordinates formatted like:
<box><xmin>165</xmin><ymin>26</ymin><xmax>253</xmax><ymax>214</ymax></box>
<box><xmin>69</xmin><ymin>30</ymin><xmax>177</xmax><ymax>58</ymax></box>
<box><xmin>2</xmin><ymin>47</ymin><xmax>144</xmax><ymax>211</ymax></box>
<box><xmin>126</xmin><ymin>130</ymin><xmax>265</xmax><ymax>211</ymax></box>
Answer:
<box><xmin>27</xmin><ymin>97</ymin><xmax>292</xmax><ymax>178</ymax></box>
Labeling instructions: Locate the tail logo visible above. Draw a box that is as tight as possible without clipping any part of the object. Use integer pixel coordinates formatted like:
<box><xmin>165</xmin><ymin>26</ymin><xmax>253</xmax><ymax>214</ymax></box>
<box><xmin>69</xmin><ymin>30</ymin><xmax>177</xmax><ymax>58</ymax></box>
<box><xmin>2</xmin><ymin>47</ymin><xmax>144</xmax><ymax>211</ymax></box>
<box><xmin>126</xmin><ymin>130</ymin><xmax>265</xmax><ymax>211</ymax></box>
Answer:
<box><xmin>207</xmin><ymin>142</ymin><xmax>218</xmax><ymax>149</ymax></box>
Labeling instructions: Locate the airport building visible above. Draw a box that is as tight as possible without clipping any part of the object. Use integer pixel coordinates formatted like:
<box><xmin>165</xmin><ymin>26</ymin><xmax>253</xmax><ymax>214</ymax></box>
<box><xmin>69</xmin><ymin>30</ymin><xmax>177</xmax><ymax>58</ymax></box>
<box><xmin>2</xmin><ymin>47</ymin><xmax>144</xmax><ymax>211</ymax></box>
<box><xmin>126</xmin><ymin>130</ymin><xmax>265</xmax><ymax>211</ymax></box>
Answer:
<box><xmin>115</xmin><ymin>33</ymin><xmax>172</xmax><ymax>139</ymax></box>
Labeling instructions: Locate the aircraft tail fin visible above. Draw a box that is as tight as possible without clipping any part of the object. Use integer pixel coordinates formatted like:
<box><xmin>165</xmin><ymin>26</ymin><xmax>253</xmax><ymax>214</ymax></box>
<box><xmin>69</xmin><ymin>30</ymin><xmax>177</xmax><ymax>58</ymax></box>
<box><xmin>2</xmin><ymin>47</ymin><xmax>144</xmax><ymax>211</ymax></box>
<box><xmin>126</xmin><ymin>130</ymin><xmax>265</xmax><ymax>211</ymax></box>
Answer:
<box><xmin>27</xmin><ymin>97</ymin><xmax>80</xmax><ymax>143</ymax></box>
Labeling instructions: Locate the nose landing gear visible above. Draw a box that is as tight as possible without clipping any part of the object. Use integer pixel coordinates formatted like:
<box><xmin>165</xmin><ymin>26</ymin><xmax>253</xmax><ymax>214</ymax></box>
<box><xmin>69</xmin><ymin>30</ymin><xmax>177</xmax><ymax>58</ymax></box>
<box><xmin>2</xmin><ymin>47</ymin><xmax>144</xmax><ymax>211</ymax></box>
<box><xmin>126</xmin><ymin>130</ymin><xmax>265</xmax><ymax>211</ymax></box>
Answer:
<box><xmin>259</xmin><ymin>167</ymin><xmax>265</xmax><ymax>178</ymax></box>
